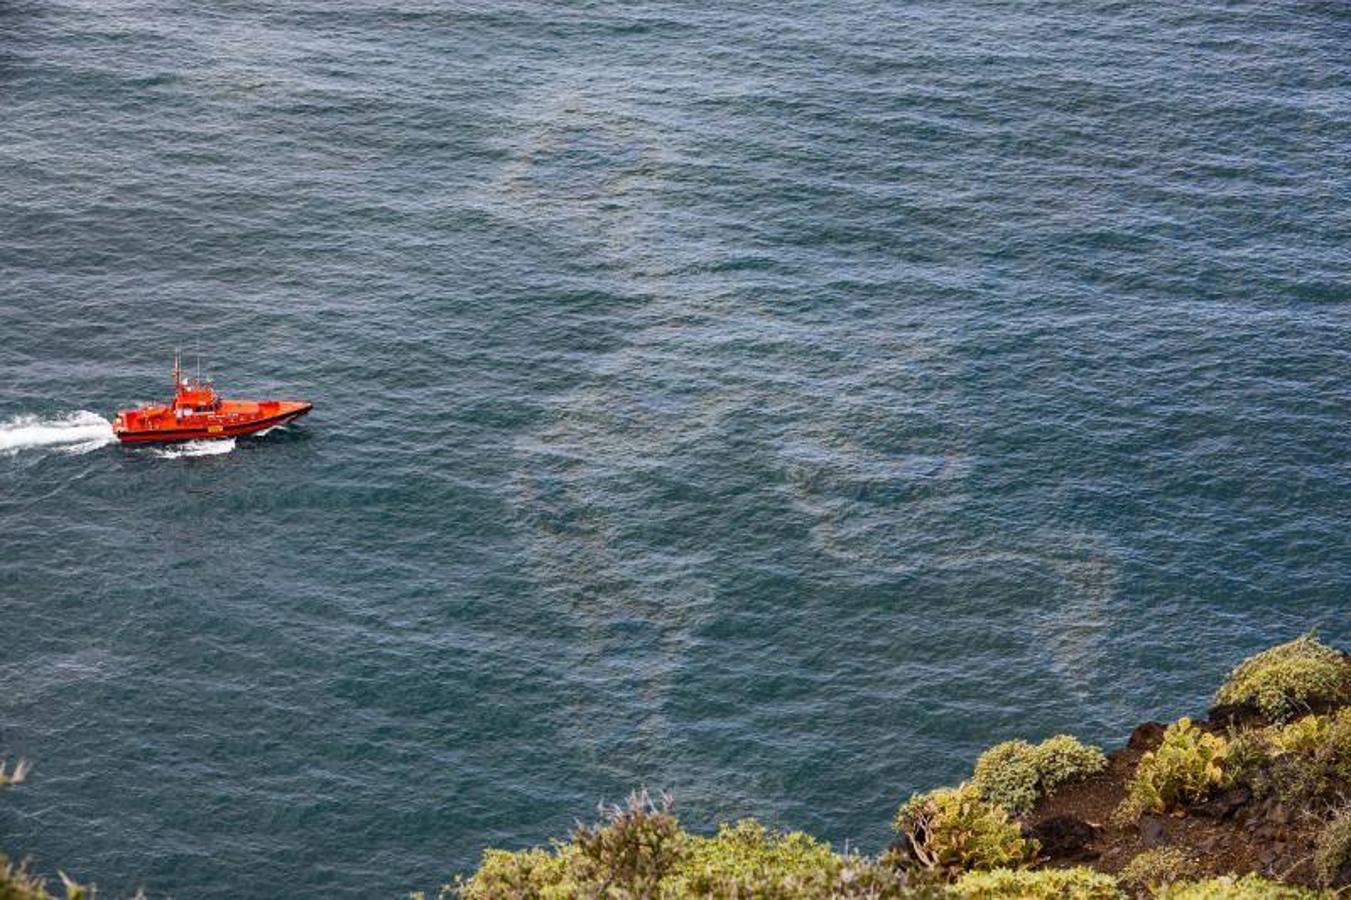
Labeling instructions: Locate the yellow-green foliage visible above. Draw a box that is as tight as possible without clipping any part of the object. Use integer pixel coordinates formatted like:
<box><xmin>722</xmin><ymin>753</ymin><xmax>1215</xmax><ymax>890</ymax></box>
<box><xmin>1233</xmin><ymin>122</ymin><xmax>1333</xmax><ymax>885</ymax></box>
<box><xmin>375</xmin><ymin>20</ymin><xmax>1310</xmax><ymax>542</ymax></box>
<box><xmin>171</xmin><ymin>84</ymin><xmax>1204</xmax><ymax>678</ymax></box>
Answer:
<box><xmin>0</xmin><ymin>860</ymin><xmax>89</xmax><ymax>900</ymax></box>
<box><xmin>949</xmin><ymin>867</ymin><xmax>1123</xmax><ymax>899</ymax></box>
<box><xmin>1152</xmin><ymin>873</ymin><xmax>1327</xmax><ymax>899</ymax></box>
<box><xmin>456</xmin><ymin>791</ymin><xmax>686</xmax><ymax>899</ymax></box>
<box><xmin>664</xmin><ymin>819</ymin><xmax>837</xmax><ymax>896</ymax></box>
<box><xmin>972</xmin><ymin>735</ymin><xmax>1106</xmax><ymax>814</ymax></box>
<box><xmin>1329</xmin><ymin>708</ymin><xmax>1351</xmax><ymax>781</ymax></box>
<box><xmin>1</xmin><ymin>858</ymin><xmax>53</xmax><ymax>900</ymax></box>
<box><xmin>1117</xmin><ymin>718</ymin><xmax>1227</xmax><ymax>821</ymax></box>
<box><xmin>1225</xmin><ymin>708</ymin><xmax>1351</xmax><ymax>806</ymax></box>
<box><xmin>1313</xmin><ymin>807</ymin><xmax>1351</xmax><ymax>888</ymax></box>
<box><xmin>452</xmin><ymin>813</ymin><xmax>926</xmax><ymax>900</ymax></box>
<box><xmin>1117</xmin><ymin>847</ymin><xmax>1199</xmax><ymax>891</ymax></box>
<box><xmin>664</xmin><ymin>821</ymin><xmax>931</xmax><ymax>898</ymax></box>
<box><xmin>1268</xmin><ymin>714</ymin><xmax>1331</xmax><ymax>755</ymax></box>
<box><xmin>454</xmin><ymin>845</ymin><xmax>578</xmax><ymax>900</ymax></box>
<box><xmin>1215</xmin><ymin>633</ymin><xmax>1349</xmax><ymax>722</ymax></box>
<box><xmin>894</xmin><ymin>784</ymin><xmax>1037</xmax><ymax>875</ymax></box>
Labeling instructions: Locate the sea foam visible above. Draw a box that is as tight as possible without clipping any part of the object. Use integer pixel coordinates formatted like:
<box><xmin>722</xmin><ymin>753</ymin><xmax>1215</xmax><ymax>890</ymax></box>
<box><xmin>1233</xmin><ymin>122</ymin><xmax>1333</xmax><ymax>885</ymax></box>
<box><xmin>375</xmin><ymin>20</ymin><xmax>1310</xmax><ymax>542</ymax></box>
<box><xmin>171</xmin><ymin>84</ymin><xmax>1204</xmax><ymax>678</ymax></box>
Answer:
<box><xmin>0</xmin><ymin>411</ymin><xmax>116</xmax><ymax>455</ymax></box>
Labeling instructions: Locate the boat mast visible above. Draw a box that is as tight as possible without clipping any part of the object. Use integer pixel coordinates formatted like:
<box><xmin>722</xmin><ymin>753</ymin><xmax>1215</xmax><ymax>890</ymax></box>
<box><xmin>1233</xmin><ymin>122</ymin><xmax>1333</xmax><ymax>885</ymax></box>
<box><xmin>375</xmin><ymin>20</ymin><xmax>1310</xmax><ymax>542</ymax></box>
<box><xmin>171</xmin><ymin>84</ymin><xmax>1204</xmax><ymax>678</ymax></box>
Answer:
<box><xmin>173</xmin><ymin>348</ymin><xmax>181</xmax><ymax>392</ymax></box>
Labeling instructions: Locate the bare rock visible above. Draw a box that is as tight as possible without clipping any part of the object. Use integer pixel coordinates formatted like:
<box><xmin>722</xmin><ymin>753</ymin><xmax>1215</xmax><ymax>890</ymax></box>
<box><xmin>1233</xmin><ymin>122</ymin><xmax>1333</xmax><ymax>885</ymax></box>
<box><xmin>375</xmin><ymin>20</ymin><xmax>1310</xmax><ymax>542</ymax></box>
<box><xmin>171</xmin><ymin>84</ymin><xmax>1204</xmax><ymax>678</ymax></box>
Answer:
<box><xmin>1207</xmin><ymin>702</ymin><xmax>1265</xmax><ymax>730</ymax></box>
<box><xmin>1127</xmin><ymin>721</ymin><xmax>1167</xmax><ymax>751</ymax></box>
<box><xmin>1031</xmin><ymin>815</ymin><xmax>1098</xmax><ymax>861</ymax></box>
<box><xmin>1193</xmin><ymin>785</ymin><xmax>1251</xmax><ymax>820</ymax></box>
<box><xmin>1140</xmin><ymin>815</ymin><xmax>1170</xmax><ymax>848</ymax></box>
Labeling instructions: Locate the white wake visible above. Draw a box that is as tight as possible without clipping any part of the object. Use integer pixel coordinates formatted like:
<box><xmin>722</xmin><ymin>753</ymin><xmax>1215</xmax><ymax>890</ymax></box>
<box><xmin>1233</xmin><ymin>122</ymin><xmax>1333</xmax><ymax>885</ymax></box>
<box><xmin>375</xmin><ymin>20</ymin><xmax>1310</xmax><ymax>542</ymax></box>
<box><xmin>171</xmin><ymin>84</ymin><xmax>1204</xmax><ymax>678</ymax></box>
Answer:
<box><xmin>0</xmin><ymin>411</ymin><xmax>116</xmax><ymax>455</ymax></box>
<box><xmin>146</xmin><ymin>438</ymin><xmax>236</xmax><ymax>459</ymax></box>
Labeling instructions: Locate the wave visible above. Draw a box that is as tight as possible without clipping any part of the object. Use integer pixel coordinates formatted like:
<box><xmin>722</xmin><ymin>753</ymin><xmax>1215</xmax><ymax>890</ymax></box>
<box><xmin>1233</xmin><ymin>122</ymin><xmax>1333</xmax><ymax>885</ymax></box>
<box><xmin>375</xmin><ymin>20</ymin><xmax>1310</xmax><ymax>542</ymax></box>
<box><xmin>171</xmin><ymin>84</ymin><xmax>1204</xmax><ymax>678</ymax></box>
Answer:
<box><xmin>145</xmin><ymin>438</ymin><xmax>236</xmax><ymax>459</ymax></box>
<box><xmin>0</xmin><ymin>410</ymin><xmax>116</xmax><ymax>455</ymax></box>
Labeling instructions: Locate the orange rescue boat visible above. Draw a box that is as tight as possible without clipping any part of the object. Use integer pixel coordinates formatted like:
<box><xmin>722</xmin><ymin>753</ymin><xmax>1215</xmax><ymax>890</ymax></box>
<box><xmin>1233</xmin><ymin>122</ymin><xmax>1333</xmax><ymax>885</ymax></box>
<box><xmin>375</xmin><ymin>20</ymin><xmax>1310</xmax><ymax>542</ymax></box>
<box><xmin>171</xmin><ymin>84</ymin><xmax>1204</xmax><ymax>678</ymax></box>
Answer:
<box><xmin>113</xmin><ymin>353</ymin><xmax>312</xmax><ymax>444</ymax></box>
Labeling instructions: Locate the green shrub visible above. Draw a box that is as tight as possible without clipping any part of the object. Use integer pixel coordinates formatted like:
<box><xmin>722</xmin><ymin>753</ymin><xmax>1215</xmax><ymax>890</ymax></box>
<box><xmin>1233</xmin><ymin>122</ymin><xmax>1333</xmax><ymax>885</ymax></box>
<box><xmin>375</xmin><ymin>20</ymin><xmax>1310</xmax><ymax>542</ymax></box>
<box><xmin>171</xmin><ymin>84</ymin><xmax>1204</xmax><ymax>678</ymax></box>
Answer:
<box><xmin>1117</xmin><ymin>847</ymin><xmax>1199</xmax><ymax>891</ymax></box>
<box><xmin>1313</xmin><ymin>807</ymin><xmax>1351</xmax><ymax>888</ymax></box>
<box><xmin>828</xmin><ymin>855</ymin><xmax>944</xmax><ymax>899</ymax></box>
<box><xmin>1221</xmin><ymin>729</ymin><xmax>1269</xmax><ymax>790</ymax></box>
<box><xmin>1323</xmin><ymin>708</ymin><xmax>1351</xmax><ymax>782</ymax></box>
<box><xmin>1215</xmin><ymin>633</ymin><xmax>1349</xmax><ymax>722</ymax></box>
<box><xmin>893</xmin><ymin>784</ymin><xmax>1037</xmax><ymax>875</ymax></box>
<box><xmin>454</xmin><ymin>845</ymin><xmax>578</xmax><ymax>900</ymax></box>
<box><xmin>1226</xmin><ymin>709</ymin><xmax>1351</xmax><ymax>808</ymax></box>
<box><xmin>1268</xmin><ymin>714</ymin><xmax>1330</xmax><ymax>755</ymax></box>
<box><xmin>972</xmin><ymin>735</ymin><xmax>1106</xmax><ymax>814</ymax></box>
<box><xmin>1152</xmin><ymin>874</ymin><xmax>1325</xmax><ymax>898</ymax></box>
<box><xmin>971</xmin><ymin>742</ymin><xmax>1041</xmax><ymax>816</ymax></box>
<box><xmin>455</xmin><ymin>791</ymin><xmax>685</xmax><ymax>900</ymax></box>
<box><xmin>1116</xmin><ymin>718</ymin><xmax>1227</xmax><ymax>822</ymax></box>
<box><xmin>664</xmin><ymin>819</ymin><xmax>840</xmax><ymax>897</ymax></box>
<box><xmin>950</xmin><ymin>866</ymin><xmax>1123</xmax><ymax>899</ymax></box>
<box><xmin>667</xmin><ymin>846</ymin><xmax>923</xmax><ymax>899</ymax></box>
<box><xmin>571</xmin><ymin>791</ymin><xmax>686</xmax><ymax>896</ymax></box>
<box><xmin>453</xmin><ymin>814</ymin><xmax>932</xmax><ymax>900</ymax></box>
<box><xmin>1261</xmin><ymin>754</ymin><xmax>1332</xmax><ymax>809</ymax></box>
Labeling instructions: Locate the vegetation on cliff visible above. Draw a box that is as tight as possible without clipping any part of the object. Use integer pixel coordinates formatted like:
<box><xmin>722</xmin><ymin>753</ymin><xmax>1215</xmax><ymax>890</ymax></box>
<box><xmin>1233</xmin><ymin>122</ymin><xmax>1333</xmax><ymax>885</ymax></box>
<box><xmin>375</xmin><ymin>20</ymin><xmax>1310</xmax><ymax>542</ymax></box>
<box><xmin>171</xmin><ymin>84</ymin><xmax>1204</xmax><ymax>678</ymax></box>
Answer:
<box><xmin>436</xmin><ymin>633</ymin><xmax>1351</xmax><ymax>898</ymax></box>
<box><xmin>5</xmin><ymin>634</ymin><xmax>1349</xmax><ymax>897</ymax></box>
<box><xmin>971</xmin><ymin>736</ymin><xmax>1106</xmax><ymax>816</ymax></box>
<box><xmin>1214</xmin><ymin>634</ymin><xmax>1350</xmax><ymax>722</ymax></box>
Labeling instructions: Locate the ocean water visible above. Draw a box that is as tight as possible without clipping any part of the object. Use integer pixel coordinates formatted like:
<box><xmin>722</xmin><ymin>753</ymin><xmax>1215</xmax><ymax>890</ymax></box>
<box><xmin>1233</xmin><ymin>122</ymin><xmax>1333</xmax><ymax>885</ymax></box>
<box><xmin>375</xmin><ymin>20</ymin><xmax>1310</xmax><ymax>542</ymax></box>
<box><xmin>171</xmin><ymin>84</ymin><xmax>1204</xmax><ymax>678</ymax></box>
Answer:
<box><xmin>1</xmin><ymin>0</ymin><xmax>1348</xmax><ymax>895</ymax></box>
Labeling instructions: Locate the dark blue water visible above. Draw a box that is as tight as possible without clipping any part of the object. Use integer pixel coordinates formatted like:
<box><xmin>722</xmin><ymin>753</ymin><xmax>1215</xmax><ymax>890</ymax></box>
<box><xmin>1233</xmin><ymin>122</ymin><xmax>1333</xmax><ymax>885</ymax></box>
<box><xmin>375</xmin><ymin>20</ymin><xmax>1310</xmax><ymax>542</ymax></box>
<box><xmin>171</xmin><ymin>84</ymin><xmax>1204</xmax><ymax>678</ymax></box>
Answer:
<box><xmin>2</xmin><ymin>1</ymin><xmax>1348</xmax><ymax>896</ymax></box>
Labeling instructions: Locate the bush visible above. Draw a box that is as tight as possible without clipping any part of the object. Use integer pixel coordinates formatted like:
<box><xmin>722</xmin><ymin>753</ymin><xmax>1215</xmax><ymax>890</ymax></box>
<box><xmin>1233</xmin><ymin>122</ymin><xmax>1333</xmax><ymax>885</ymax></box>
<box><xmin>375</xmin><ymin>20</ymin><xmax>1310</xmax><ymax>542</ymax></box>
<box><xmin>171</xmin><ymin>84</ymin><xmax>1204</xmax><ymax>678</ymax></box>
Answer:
<box><xmin>1323</xmin><ymin>708</ymin><xmax>1351</xmax><ymax>782</ymax></box>
<box><xmin>664</xmin><ymin>819</ymin><xmax>840</xmax><ymax>897</ymax></box>
<box><xmin>950</xmin><ymin>867</ymin><xmax>1123</xmax><ymax>899</ymax></box>
<box><xmin>1258</xmin><ymin>753</ymin><xmax>1333</xmax><ymax>810</ymax></box>
<box><xmin>455</xmin><ymin>791</ymin><xmax>685</xmax><ymax>900</ymax></box>
<box><xmin>454</xmin><ymin>845</ymin><xmax>577</xmax><ymax>900</ymax></box>
<box><xmin>1117</xmin><ymin>847</ymin><xmax>1199</xmax><ymax>891</ymax></box>
<box><xmin>893</xmin><ymin>784</ymin><xmax>1037</xmax><ymax>875</ymax></box>
<box><xmin>972</xmin><ymin>735</ymin><xmax>1106</xmax><ymax>814</ymax></box>
<box><xmin>571</xmin><ymin>791</ymin><xmax>686</xmax><ymax>896</ymax></box>
<box><xmin>453</xmin><ymin>813</ymin><xmax>932</xmax><ymax>900</ymax></box>
<box><xmin>1267</xmin><ymin>714</ymin><xmax>1331</xmax><ymax>756</ymax></box>
<box><xmin>1215</xmin><ymin>633</ymin><xmax>1349</xmax><ymax>722</ymax></box>
<box><xmin>1221</xmin><ymin>729</ymin><xmax>1269</xmax><ymax>790</ymax></box>
<box><xmin>1226</xmin><ymin>709</ymin><xmax>1351</xmax><ymax>808</ymax></box>
<box><xmin>1152</xmin><ymin>873</ymin><xmax>1324</xmax><ymax>898</ymax></box>
<box><xmin>1117</xmin><ymin>718</ymin><xmax>1227</xmax><ymax>821</ymax></box>
<box><xmin>971</xmin><ymin>742</ymin><xmax>1041</xmax><ymax>816</ymax></box>
<box><xmin>669</xmin><ymin>845</ymin><xmax>924</xmax><ymax>899</ymax></box>
<box><xmin>1</xmin><ymin>857</ymin><xmax>55</xmax><ymax>900</ymax></box>
<box><xmin>1313</xmin><ymin>807</ymin><xmax>1351</xmax><ymax>888</ymax></box>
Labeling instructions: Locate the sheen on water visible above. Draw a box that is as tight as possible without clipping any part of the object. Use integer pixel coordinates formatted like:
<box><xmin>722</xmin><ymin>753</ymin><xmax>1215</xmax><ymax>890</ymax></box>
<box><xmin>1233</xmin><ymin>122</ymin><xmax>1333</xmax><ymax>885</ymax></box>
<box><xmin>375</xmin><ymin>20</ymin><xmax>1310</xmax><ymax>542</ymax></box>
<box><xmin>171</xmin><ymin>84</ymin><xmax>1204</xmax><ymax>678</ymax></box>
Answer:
<box><xmin>1</xmin><ymin>1</ymin><xmax>1348</xmax><ymax>897</ymax></box>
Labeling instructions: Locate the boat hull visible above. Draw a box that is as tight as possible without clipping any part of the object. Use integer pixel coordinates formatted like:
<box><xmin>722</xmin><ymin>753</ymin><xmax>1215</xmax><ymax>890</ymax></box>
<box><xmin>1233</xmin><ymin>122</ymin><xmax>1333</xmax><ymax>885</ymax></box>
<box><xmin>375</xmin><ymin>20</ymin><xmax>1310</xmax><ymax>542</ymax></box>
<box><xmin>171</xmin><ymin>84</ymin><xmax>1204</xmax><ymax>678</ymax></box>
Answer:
<box><xmin>114</xmin><ymin>403</ymin><xmax>312</xmax><ymax>445</ymax></box>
